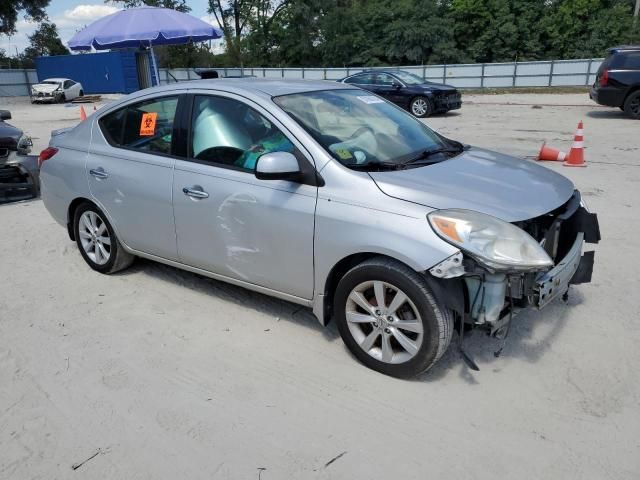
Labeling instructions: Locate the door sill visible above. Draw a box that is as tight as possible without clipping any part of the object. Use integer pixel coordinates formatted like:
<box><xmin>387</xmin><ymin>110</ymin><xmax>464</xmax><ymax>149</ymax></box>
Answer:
<box><xmin>125</xmin><ymin>247</ymin><xmax>314</xmax><ymax>308</ymax></box>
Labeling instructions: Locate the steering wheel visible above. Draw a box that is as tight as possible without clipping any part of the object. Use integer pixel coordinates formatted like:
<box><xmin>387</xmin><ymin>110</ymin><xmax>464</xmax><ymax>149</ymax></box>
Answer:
<box><xmin>350</xmin><ymin>126</ymin><xmax>375</xmax><ymax>139</ymax></box>
<box><xmin>195</xmin><ymin>146</ymin><xmax>245</xmax><ymax>165</ymax></box>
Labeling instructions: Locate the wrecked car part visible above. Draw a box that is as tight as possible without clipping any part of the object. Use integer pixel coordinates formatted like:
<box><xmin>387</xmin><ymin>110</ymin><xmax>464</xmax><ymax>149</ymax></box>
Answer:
<box><xmin>465</xmin><ymin>274</ymin><xmax>507</xmax><ymax>324</ymax></box>
<box><xmin>429</xmin><ymin>251</ymin><xmax>464</xmax><ymax>278</ymax></box>
<box><xmin>427</xmin><ymin>209</ymin><xmax>553</xmax><ymax>272</ymax></box>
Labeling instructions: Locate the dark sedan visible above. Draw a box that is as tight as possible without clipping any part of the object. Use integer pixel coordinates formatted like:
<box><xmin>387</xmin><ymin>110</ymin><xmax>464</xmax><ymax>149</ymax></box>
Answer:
<box><xmin>339</xmin><ymin>70</ymin><xmax>461</xmax><ymax>118</ymax></box>
<box><xmin>0</xmin><ymin>110</ymin><xmax>38</xmax><ymax>203</ymax></box>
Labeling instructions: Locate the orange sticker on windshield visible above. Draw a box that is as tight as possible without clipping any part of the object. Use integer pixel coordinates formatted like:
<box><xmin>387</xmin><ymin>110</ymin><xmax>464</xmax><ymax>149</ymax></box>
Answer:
<box><xmin>139</xmin><ymin>112</ymin><xmax>158</xmax><ymax>136</ymax></box>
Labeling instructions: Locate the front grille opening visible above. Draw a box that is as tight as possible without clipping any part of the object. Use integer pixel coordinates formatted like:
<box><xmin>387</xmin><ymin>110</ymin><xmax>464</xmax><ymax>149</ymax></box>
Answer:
<box><xmin>0</xmin><ymin>166</ymin><xmax>29</xmax><ymax>184</ymax></box>
<box><xmin>514</xmin><ymin>193</ymin><xmax>581</xmax><ymax>262</ymax></box>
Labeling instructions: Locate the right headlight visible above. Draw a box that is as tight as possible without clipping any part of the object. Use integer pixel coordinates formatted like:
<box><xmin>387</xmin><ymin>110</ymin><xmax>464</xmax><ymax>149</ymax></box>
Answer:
<box><xmin>427</xmin><ymin>209</ymin><xmax>553</xmax><ymax>271</ymax></box>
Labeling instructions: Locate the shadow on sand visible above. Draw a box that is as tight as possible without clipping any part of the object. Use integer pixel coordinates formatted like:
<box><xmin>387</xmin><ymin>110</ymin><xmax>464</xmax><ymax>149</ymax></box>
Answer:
<box><xmin>116</xmin><ymin>257</ymin><xmax>579</xmax><ymax>383</ymax></box>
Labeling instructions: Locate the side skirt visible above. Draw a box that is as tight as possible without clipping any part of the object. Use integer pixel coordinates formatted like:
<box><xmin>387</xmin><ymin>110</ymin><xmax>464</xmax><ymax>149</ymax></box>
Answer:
<box><xmin>125</xmin><ymin>246</ymin><xmax>315</xmax><ymax>310</ymax></box>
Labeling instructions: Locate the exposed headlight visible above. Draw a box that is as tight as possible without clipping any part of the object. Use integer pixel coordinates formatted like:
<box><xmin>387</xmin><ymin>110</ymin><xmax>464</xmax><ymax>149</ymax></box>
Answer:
<box><xmin>17</xmin><ymin>134</ymin><xmax>33</xmax><ymax>154</ymax></box>
<box><xmin>427</xmin><ymin>209</ymin><xmax>553</xmax><ymax>271</ymax></box>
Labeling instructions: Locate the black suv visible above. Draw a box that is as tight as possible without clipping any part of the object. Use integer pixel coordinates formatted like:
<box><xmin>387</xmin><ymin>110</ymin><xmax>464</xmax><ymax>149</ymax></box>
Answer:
<box><xmin>339</xmin><ymin>70</ymin><xmax>461</xmax><ymax>118</ymax></box>
<box><xmin>590</xmin><ymin>45</ymin><xmax>640</xmax><ymax>119</ymax></box>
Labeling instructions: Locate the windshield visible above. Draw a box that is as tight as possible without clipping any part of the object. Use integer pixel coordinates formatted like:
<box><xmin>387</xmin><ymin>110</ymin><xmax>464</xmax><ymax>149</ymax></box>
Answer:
<box><xmin>392</xmin><ymin>71</ymin><xmax>425</xmax><ymax>85</ymax></box>
<box><xmin>273</xmin><ymin>89</ymin><xmax>454</xmax><ymax>169</ymax></box>
<box><xmin>41</xmin><ymin>81</ymin><xmax>61</xmax><ymax>85</ymax></box>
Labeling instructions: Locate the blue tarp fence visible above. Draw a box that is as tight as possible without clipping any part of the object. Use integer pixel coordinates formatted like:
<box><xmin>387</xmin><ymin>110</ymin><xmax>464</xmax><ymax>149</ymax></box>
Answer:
<box><xmin>35</xmin><ymin>51</ymin><xmax>140</xmax><ymax>94</ymax></box>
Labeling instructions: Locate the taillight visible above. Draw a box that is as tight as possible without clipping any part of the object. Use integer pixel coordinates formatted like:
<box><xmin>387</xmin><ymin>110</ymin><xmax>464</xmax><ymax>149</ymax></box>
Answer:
<box><xmin>599</xmin><ymin>69</ymin><xmax>609</xmax><ymax>87</ymax></box>
<box><xmin>38</xmin><ymin>147</ymin><xmax>58</xmax><ymax>168</ymax></box>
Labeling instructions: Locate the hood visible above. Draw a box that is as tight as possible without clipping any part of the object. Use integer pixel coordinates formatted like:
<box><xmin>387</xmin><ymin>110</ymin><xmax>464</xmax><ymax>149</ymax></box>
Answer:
<box><xmin>32</xmin><ymin>83</ymin><xmax>61</xmax><ymax>93</ymax></box>
<box><xmin>369</xmin><ymin>147</ymin><xmax>575</xmax><ymax>222</ymax></box>
<box><xmin>0</xmin><ymin>121</ymin><xmax>23</xmax><ymax>150</ymax></box>
<box><xmin>419</xmin><ymin>81</ymin><xmax>457</xmax><ymax>92</ymax></box>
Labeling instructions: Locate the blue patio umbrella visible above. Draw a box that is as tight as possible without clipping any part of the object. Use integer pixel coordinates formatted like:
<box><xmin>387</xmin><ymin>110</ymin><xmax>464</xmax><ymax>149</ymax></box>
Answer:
<box><xmin>68</xmin><ymin>7</ymin><xmax>223</xmax><ymax>86</ymax></box>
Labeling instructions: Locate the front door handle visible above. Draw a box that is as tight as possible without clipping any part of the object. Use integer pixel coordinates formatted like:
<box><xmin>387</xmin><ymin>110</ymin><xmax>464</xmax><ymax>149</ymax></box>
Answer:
<box><xmin>89</xmin><ymin>167</ymin><xmax>109</xmax><ymax>179</ymax></box>
<box><xmin>182</xmin><ymin>186</ymin><xmax>209</xmax><ymax>199</ymax></box>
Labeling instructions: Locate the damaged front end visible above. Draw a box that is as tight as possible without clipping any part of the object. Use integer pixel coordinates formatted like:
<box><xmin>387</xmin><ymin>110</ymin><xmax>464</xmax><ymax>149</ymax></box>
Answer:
<box><xmin>426</xmin><ymin>191</ymin><xmax>600</xmax><ymax>366</ymax></box>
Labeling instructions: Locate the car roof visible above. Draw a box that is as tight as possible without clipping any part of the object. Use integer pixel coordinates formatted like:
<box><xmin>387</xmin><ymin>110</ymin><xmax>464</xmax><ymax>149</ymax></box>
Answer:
<box><xmin>42</xmin><ymin>78</ymin><xmax>71</xmax><ymax>82</ymax></box>
<box><xmin>608</xmin><ymin>45</ymin><xmax>640</xmax><ymax>54</ymax></box>
<box><xmin>125</xmin><ymin>78</ymin><xmax>353</xmax><ymax>102</ymax></box>
<box><xmin>358</xmin><ymin>69</ymin><xmax>404</xmax><ymax>75</ymax></box>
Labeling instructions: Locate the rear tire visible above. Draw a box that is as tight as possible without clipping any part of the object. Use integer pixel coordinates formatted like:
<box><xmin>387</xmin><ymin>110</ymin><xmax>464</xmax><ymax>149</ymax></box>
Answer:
<box><xmin>73</xmin><ymin>202</ymin><xmax>134</xmax><ymax>274</ymax></box>
<box><xmin>623</xmin><ymin>91</ymin><xmax>640</xmax><ymax>119</ymax></box>
<box><xmin>334</xmin><ymin>257</ymin><xmax>453</xmax><ymax>378</ymax></box>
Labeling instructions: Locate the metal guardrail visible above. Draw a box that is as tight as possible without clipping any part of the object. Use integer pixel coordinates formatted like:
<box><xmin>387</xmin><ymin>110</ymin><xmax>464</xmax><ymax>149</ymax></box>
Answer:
<box><xmin>0</xmin><ymin>69</ymin><xmax>38</xmax><ymax>97</ymax></box>
<box><xmin>0</xmin><ymin>58</ymin><xmax>603</xmax><ymax>96</ymax></box>
<box><xmin>159</xmin><ymin>58</ymin><xmax>603</xmax><ymax>89</ymax></box>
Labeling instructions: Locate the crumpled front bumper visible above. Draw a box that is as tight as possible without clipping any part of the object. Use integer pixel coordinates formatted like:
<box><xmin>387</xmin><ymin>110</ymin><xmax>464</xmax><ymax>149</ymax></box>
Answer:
<box><xmin>534</xmin><ymin>202</ymin><xmax>600</xmax><ymax>309</ymax></box>
<box><xmin>0</xmin><ymin>152</ymin><xmax>40</xmax><ymax>203</ymax></box>
<box><xmin>535</xmin><ymin>232</ymin><xmax>586</xmax><ymax>308</ymax></box>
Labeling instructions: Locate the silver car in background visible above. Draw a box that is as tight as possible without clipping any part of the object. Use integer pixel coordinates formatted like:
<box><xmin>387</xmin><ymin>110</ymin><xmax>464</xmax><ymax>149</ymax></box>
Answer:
<box><xmin>39</xmin><ymin>79</ymin><xmax>600</xmax><ymax>377</ymax></box>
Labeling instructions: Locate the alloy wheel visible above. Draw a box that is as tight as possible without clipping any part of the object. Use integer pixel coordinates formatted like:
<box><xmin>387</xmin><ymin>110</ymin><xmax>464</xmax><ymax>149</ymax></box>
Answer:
<box><xmin>345</xmin><ymin>280</ymin><xmax>424</xmax><ymax>364</ymax></box>
<box><xmin>411</xmin><ymin>98</ymin><xmax>428</xmax><ymax>116</ymax></box>
<box><xmin>629</xmin><ymin>96</ymin><xmax>640</xmax><ymax>116</ymax></box>
<box><xmin>78</xmin><ymin>211</ymin><xmax>111</xmax><ymax>265</ymax></box>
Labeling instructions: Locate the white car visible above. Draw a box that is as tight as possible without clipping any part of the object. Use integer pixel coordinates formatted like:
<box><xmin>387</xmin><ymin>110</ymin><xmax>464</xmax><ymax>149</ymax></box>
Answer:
<box><xmin>31</xmin><ymin>78</ymin><xmax>84</xmax><ymax>104</ymax></box>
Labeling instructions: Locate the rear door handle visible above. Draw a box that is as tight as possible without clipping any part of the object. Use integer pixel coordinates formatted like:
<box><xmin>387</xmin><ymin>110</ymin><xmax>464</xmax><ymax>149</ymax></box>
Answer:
<box><xmin>182</xmin><ymin>186</ymin><xmax>209</xmax><ymax>199</ymax></box>
<box><xmin>89</xmin><ymin>167</ymin><xmax>109</xmax><ymax>179</ymax></box>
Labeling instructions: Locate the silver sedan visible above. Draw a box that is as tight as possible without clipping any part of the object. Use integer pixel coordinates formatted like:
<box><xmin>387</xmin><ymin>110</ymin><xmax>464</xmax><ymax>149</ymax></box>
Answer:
<box><xmin>39</xmin><ymin>79</ymin><xmax>599</xmax><ymax>377</ymax></box>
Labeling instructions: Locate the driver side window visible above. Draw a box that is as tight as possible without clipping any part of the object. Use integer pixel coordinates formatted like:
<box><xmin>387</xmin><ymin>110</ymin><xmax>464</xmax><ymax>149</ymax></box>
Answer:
<box><xmin>190</xmin><ymin>95</ymin><xmax>295</xmax><ymax>172</ymax></box>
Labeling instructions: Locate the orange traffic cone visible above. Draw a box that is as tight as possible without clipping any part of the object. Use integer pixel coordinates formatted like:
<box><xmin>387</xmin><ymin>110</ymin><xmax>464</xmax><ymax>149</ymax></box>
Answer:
<box><xmin>538</xmin><ymin>142</ymin><xmax>566</xmax><ymax>162</ymax></box>
<box><xmin>564</xmin><ymin>121</ymin><xmax>586</xmax><ymax>167</ymax></box>
<box><xmin>79</xmin><ymin>105</ymin><xmax>87</xmax><ymax>121</ymax></box>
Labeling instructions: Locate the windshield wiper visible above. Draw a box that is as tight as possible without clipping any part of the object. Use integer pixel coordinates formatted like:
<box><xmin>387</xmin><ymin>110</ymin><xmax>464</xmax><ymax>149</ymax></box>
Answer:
<box><xmin>401</xmin><ymin>146</ymin><xmax>463</xmax><ymax>166</ymax></box>
<box><xmin>347</xmin><ymin>161</ymin><xmax>404</xmax><ymax>171</ymax></box>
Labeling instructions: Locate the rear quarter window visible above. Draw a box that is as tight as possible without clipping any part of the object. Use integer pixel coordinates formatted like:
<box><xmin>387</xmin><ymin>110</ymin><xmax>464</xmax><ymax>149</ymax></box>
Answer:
<box><xmin>99</xmin><ymin>108</ymin><xmax>126</xmax><ymax>145</ymax></box>
<box><xmin>98</xmin><ymin>96</ymin><xmax>179</xmax><ymax>155</ymax></box>
<box><xmin>609</xmin><ymin>52</ymin><xmax>640</xmax><ymax>69</ymax></box>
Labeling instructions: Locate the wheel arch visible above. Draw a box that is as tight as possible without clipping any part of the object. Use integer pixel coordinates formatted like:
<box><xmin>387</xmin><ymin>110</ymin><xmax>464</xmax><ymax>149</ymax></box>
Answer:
<box><xmin>409</xmin><ymin>93</ymin><xmax>434</xmax><ymax>104</ymax></box>
<box><xmin>67</xmin><ymin>197</ymin><xmax>96</xmax><ymax>240</ymax></box>
<box><xmin>315</xmin><ymin>251</ymin><xmax>466</xmax><ymax>326</ymax></box>
<box><xmin>623</xmin><ymin>85</ymin><xmax>640</xmax><ymax>103</ymax></box>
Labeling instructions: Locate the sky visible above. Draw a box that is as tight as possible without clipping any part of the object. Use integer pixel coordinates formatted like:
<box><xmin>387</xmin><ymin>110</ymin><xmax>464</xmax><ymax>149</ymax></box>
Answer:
<box><xmin>0</xmin><ymin>0</ymin><xmax>222</xmax><ymax>55</ymax></box>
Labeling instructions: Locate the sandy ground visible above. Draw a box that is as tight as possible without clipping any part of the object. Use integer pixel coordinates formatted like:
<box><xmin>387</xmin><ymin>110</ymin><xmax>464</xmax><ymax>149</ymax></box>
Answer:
<box><xmin>1</xmin><ymin>93</ymin><xmax>639</xmax><ymax>479</ymax></box>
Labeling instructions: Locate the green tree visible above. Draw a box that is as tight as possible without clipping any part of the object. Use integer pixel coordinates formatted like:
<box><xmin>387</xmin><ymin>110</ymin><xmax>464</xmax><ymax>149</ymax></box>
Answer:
<box><xmin>0</xmin><ymin>0</ymin><xmax>49</xmax><ymax>36</ymax></box>
<box><xmin>107</xmin><ymin>0</ymin><xmax>190</xmax><ymax>12</ymax></box>
<box><xmin>22</xmin><ymin>22</ymin><xmax>69</xmax><ymax>61</ymax></box>
<box><xmin>542</xmin><ymin>0</ymin><xmax>640</xmax><ymax>59</ymax></box>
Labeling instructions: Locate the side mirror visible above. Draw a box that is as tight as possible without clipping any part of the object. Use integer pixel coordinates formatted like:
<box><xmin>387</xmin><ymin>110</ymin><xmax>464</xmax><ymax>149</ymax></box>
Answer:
<box><xmin>255</xmin><ymin>151</ymin><xmax>301</xmax><ymax>181</ymax></box>
<box><xmin>392</xmin><ymin>82</ymin><xmax>402</xmax><ymax>90</ymax></box>
<box><xmin>0</xmin><ymin>110</ymin><xmax>11</xmax><ymax>121</ymax></box>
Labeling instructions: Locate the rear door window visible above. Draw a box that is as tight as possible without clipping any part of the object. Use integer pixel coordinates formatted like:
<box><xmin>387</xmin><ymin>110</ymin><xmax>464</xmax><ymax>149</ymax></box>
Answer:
<box><xmin>99</xmin><ymin>96</ymin><xmax>179</xmax><ymax>155</ymax></box>
<box><xmin>345</xmin><ymin>74</ymin><xmax>375</xmax><ymax>85</ymax></box>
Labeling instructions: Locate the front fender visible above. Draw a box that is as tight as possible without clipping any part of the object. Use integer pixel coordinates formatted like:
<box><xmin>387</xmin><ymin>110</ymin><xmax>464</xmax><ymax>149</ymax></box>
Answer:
<box><xmin>312</xmin><ymin>194</ymin><xmax>458</xmax><ymax>324</ymax></box>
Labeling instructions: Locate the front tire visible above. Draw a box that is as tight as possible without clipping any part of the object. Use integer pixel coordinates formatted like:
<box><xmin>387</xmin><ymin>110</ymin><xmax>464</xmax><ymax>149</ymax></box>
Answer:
<box><xmin>74</xmin><ymin>202</ymin><xmax>134</xmax><ymax>274</ymax></box>
<box><xmin>623</xmin><ymin>91</ymin><xmax>640</xmax><ymax>119</ymax></box>
<box><xmin>409</xmin><ymin>96</ymin><xmax>433</xmax><ymax>118</ymax></box>
<box><xmin>334</xmin><ymin>257</ymin><xmax>453</xmax><ymax>378</ymax></box>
